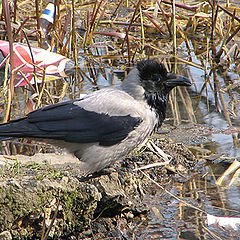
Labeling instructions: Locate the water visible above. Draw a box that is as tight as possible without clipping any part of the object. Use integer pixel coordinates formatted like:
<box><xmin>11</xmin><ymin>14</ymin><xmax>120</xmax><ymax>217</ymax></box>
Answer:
<box><xmin>189</xmin><ymin>70</ymin><xmax>240</xmax><ymax>158</ymax></box>
<box><xmin>137</xmin><ymin>165</ymin><xmax>240</xmax><ymax>239</ymax></box>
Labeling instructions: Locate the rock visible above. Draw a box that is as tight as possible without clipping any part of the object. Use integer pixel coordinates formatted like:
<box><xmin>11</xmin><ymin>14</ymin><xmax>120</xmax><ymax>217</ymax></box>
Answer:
<box><xmin>0</xmin><ymin>174</ymin><xmax>101</xmax><ymax>239</ymax></box>
<box><xmin>92</xmin><ymin>171</ymin><xmax>146</xmax><ymax>218</ymax></box>
<box><xmin>0</xmin><ymin>154</ymin><xmax>147</xmax><ymax>239</ymax></box>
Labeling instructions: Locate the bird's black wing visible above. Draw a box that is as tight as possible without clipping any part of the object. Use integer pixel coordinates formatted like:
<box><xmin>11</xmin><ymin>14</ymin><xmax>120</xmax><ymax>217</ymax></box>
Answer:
<box><xmin>0</xmin><ymin>100</ymin><xmax>142</xmax><ymax>146</ymax></box>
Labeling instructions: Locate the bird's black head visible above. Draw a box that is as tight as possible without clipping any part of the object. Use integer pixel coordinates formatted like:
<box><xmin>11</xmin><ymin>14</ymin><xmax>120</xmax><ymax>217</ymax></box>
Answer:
<box><xmin>137</xmin><ymin>59</ymin><xmax>191</xmax><ymax>124</ymax></box>
<box><xmin>137</xmin><ymin>59</ymin><xmax>191</xmax><ymax>95</ymax></box>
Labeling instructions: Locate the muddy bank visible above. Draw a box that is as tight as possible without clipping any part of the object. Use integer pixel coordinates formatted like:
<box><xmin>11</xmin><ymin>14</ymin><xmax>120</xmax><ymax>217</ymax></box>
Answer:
<box><xmin>0</xmin><ymin>122</ymin><xmax>209</xmax><ymax>239</ymax></box>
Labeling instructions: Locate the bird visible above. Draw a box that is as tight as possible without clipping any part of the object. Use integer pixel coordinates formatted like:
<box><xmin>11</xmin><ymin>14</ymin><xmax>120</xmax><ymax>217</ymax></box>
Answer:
<box><xmin>0</xmin><ymin>59</ymin><xmax>191</xmax><ymax>175</ymax></box>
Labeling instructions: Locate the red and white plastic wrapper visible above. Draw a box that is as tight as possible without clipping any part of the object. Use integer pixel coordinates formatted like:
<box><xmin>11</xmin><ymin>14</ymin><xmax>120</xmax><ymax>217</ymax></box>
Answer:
<box><xmin>0</xmin><ymin>40</ymin><xmax>75</xmax><ymax>87</ymax></box>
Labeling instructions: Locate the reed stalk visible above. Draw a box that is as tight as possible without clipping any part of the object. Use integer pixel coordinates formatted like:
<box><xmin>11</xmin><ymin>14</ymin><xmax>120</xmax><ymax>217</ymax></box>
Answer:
<box><xmin>2</xmin><ymin>0</ymin><xmax>15</xmax><ymax>122</ymax></box>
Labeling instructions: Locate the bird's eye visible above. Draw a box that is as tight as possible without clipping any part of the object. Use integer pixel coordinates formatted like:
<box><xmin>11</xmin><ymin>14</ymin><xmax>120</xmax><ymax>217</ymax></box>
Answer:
<box><xmin>151</xmin><ymin>74</ymin><xmax>160</xmax><ymax>81</ymax></box>
<box><xmin>156</xmin><ymin>76</ymin><xmax>162</xmax><ymax>83</ymax></box>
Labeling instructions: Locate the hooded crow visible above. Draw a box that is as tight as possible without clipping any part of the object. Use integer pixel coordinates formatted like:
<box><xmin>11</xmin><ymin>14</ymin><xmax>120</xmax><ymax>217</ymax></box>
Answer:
<box><xmin>0</xmin><ymin>59</ymin><xmax>191</xmax><ymax>174</ymax></box>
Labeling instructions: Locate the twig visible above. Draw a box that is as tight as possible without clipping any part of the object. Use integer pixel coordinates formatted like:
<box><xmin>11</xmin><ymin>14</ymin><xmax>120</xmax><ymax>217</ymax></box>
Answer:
<box><xmin>202</xmin><ymin>224</ymin><xmax>224</xmax><ymax>240</ymax></box>
<box><xmin>111</xmin><ymin>0</ymin><xmax>124</xmax><ymax>19</ymax></box>
<box><xmin>121</xmin><ymin>0</ymin><xmax>142</xmax><ymax>49</ymax></box>
<box><xmin>125</xmin><ymin>28</ymin><xmax>131</xmax><ymax>66</ymax></box>
<box><xmin>156</xmin><ymin>0</ymin><xmax>172</xmax><ymax>37</ymax></box>
<box><xmin>162</xmin><ymin>0</ymin><xmax>203</xmax><ymax>11</ymax></box>
<box><xmin>133</xmin><ymin>161</ymin><xmax>170</xmax><ymax>171</ymax></box>
<box><xmin>2</xmin><ymin>0</ymin><xmax>14</xmax><ymax>122</ymax></box>
<box><xmin>22</xmin><ymin>30</ymin><xmax>39</xmax><ymax>95</ymax></box>
<box><xmin>35</xmin><ymin>0</ymin><xmax>42</xmax><ymax>46</ymax></box>
<box><xmin>218</xmin><ymin>4</ymin><xmax>240</xmax><ymax>23</ymax></box>
<box><xmin>139</xmin><ymin>170</ymin><xmax>208</xmax><ymax>214</ymax></box>
<box><xmin>142</xmin><ymin>11</ymin><xmax>165</xmax><ymax>35</ymax></box>
<box><xmin>43</xmin><ymin>200</ymin><xmax>60</xmax><ymax>240</ymax></box>
<box><xmin>172</xmin><ymin>0</ymin><xmax>177</xmax><ymax>56</ymax></box>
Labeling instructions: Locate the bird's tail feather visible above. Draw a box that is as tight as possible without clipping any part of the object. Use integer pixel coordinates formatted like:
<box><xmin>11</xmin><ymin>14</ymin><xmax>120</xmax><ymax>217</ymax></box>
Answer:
<box><xmin>0</xmin><ymin>118</ymin><xmax>41</xmax><ymax>140</ymax></box>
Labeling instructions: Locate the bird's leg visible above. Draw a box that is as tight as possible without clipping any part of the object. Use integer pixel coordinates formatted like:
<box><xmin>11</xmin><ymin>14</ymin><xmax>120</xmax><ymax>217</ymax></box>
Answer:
<box><xmin>77</xmin><ymin>167</ymin><xmax>116</xmax><ymax>182</ymax></box>
<box><xmin>132</xmin><ymin>138</ymin><xmax>149</xmax><ymax>155</ymax></box>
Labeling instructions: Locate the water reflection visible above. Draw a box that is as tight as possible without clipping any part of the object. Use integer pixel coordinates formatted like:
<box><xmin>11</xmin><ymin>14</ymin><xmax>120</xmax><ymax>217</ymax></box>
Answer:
<box><xmin>140</xmin><ymin>165</ymin><xmax>240</xmax><ymax>239</ymax></box>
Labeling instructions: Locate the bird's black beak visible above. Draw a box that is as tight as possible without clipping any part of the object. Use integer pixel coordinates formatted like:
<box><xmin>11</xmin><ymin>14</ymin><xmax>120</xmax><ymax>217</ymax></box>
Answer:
<box><xmin>165</xmin><ymin>73</ymin><xmax>191</xmax><ymax>87</ymax></box>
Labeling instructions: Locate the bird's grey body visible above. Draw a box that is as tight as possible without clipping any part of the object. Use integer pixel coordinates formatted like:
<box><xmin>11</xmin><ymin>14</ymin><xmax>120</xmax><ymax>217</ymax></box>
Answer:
<box><xmin>0</xmin><ymin>60</ymin><xmax>191</xmax><ymax>175</ymax></box>
<box><xmin>62</xmin><ymin>87</ymin><xmax>158</xmax><ymax>173</ymax></box>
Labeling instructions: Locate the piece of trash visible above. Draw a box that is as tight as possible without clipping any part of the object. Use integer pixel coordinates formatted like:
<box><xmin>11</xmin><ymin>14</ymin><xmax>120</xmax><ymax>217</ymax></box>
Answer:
<box><xmin>0</xmin><ymin>40</ymin><xmax>75</xmax><ymax>87</ymax></box>
<box><xmin>207</xmin><ymin>213</ymin><xmax>240</xmax><ymax>231</ymax></box>
<box><xmin>40</xmin><ymin>2</ymin><xmax>55</xmax><ymax>50</ymax></box>
<box><xmin>40</xmin><ymin>2</ymin><xmax>55</xmax><ymax>37</ymax></box>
